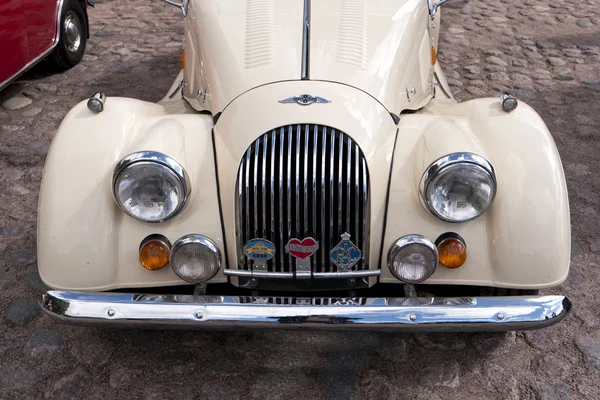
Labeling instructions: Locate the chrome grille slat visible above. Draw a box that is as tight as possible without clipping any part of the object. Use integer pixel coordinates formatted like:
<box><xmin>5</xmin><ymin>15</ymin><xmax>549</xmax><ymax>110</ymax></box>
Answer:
<box><xmin>236</xmin><ymin>124</ymin><xmax>370</xmax><ymax>276</ymax></box>
<box><xmin>329</xmin><ymin>130</ymin><xmax>335</xmax><ymax>272</ymax></box>
<box><xmin>253</xmin><ymin>140</ymin><xmax>259</xmax><ymax>241</ymax></box>
<box><xmin>287</xmin><ymin>125</ymin><xmax>292</xmax><ymax>272</ymax></box>
<box><xmin>262</xmin><ymin>135</ymin><xmax>267</xmax><ymax>238</ymax></box>
<box><xmin>321</xmin><ymin>127</ymin><xmax>327</xmax><ymax>270</ymax></box>
<box><xmin>279</xmin><ymin>127</ymin><xmax>285</xmax><ymax>272</ymax></box>
<box><xmin>303</xmin><ymin>125</ymin><xmax>309</xmax><ymax>235</ymax></box>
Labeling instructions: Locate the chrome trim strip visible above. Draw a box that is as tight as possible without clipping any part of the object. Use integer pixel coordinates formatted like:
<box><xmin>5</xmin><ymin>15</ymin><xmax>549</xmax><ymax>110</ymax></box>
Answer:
<box><xmin>223</xmin><ymin>270</ymin><xmax>294</xmax><ymax>278</ymax></box>
<box><xmin>313</xmin><ymin>270</ymin><xmax>381</xmax><ymax>278</ymax></box>
<box><xmin>301</xmin><ymin>0</ymin><xmax>311</xmax><ymax>79</ymax></box>
<box><xmin>223</xmin><ymin>269</ymin><xmax>380</xmax><ymax>278</ymax></box>
<box><xmin>41</xmin><ymin>291</ymin><xmax>572</xmax><ymax>332</ymax></box>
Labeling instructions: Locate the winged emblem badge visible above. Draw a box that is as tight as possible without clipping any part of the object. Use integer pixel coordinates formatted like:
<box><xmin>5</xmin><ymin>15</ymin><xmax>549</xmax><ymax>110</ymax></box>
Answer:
<box><xmin>279</xmin><ymin>94</ymin><xmax>331</xmax><ymax>105</ymax></box>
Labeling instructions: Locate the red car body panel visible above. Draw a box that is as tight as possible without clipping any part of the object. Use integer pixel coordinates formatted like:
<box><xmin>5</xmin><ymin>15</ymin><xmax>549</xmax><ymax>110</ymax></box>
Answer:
<box><xmin>22</xmin><ymin>0</ymin><xmax>60</xmax><ymax>58</ymax></box>
<box><xmin>0</xmin><ymin>0</ymin><xmax>77</xmax><ymax>90</ymax></box>
<box><xmin>0</xmin><ymin>0</ymin><xmax>31</xmax><ymax>81</ymax></box>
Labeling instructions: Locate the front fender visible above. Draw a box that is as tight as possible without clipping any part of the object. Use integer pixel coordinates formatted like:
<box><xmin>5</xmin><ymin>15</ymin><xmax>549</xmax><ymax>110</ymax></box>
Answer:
<box><xmin>38</xmin><ymin>98</ymin><xmax>224</xmax><ymax>290</ymax></box>
<box><xmin>382</xmin><ymin>98</ymin><xmax>570</xmax><ymax>288</ymax></box>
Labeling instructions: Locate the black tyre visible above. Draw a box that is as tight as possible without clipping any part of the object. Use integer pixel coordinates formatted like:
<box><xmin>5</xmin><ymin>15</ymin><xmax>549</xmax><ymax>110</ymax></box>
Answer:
<box><xmin>48</xmin><ymin>0</ymin><xmax>87</xmax><ymax>70</ymax></box>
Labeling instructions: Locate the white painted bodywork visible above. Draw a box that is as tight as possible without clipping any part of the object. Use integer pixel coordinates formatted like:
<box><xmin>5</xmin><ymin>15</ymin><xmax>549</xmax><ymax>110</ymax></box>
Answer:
<box><xmin>38</xmin><ymin>0</ymin><xmax>570</xmax><ymax>291</ymax></box>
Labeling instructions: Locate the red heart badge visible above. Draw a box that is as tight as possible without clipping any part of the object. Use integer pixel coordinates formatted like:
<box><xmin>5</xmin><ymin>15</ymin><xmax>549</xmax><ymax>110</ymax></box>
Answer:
<box><xmin>285</xmin><ymin>237</ymin><xmax>319</xmax><ymax>259</ymax></box>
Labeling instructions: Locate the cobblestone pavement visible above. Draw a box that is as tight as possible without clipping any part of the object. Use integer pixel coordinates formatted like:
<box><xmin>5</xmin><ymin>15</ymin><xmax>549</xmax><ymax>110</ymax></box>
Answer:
<box><xmin>1</xmin><ymin>0</ymin><xmax>600</xmax><ymax>399</ymax></box>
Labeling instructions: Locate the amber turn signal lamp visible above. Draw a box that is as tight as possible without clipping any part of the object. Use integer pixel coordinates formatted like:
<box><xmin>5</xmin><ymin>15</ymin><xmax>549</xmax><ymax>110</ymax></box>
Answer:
<box><xmin>180</xmin><ymin>52</ymin><xmax>185</xmax><ymax>69</ymax></box>
<box><xmin>436</xmin><ymin>234</ymin><xmax>467</xmax><ymax>269</ymax></box>
<box><xmin>139</xmin><ymin>235</ymin><xmax>171</xmax><ymax>271</ymax></box>
<box><xmin>431</xmin><ymin>47</ymin><xmax>437</xmax><ymax>65</ymax></box>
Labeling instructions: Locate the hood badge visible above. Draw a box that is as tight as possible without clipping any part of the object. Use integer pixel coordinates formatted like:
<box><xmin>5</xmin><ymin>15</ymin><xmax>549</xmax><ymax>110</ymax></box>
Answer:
<box><xmin>330</xmin><ymin>233</ymin><xmax>361</xmax><ymax>272</ymax></box>
<box><xmin>286</xmin><ymin>237</ymin><xmax>319</xmax><ymax>279</ymax></box>
<box><xmin>279</xmin><ymin>94</ymin><xmax>331</xmax><ymax>106</ymax></box>
<box><xmin>244</xmin><ymin>239</ymin><xmax>275</xmax><ymax>272</ymax></box>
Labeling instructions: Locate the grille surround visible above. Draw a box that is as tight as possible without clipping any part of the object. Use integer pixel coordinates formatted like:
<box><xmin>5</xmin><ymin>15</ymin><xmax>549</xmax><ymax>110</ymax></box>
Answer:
<box><xmin>235</xmin><ymin>124</ymin><xmax>370</xmax><ymax>276</ymax></box>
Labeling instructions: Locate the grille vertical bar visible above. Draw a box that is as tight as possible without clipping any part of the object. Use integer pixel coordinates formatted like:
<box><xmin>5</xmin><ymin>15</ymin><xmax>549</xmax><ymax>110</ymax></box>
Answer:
<box><xmin>236</xmin><ymin>125</ymin><xmax>370</xmax><ymax>275</ymax></box>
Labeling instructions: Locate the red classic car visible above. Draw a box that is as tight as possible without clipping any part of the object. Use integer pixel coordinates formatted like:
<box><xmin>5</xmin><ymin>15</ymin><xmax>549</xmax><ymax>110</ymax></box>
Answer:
<box><xmin>0</xmin><ymin>0</ymin><xmax>90</xmax><ymax>91</ymax></box>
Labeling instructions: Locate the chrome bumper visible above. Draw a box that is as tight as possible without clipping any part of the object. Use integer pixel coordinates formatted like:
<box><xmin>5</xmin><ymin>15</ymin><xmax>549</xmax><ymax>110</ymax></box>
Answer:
<box><xmin>40</xmin><ymin>291</ymin><xmax>571</xmax><ymax>331</ymax></box>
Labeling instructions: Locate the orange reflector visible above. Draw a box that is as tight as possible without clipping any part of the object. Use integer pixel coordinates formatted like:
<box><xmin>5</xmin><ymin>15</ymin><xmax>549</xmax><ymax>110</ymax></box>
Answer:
<box><xmin>437</xmin><ymin>238</ymin><xmax>467</xmax><ymax>269</ymax></box>
<box><xmin>431</xmin><ymin>47</ymin><xmax>437</xmax><ymax>65</ymax></box>
<box><xmin>180</xmin><ymin>52</ymin><xmax>185</xmax><ymax>69</ymax></box>
<box><xmin>139</xmin><ymin>239</ymin><xmax>170</xmax><ymax>271</ymax></box>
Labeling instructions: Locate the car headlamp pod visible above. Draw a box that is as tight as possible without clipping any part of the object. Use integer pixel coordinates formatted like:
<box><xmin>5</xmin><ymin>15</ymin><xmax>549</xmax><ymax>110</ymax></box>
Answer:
<box><xmin>419</xmin><ymin>152</ymin><xmax>496</xmax><ymax>222</ymax></box>
<box><xmin>112</xmin><ymin>151</ymin><xmax>191</xmax><ymax>223</ymax></box>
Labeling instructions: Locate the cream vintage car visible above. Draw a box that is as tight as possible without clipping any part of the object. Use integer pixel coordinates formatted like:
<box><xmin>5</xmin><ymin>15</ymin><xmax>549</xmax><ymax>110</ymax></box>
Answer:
<box><xmin>38</xmin><ymin>0</ymin><xmax>571</xmax><ymax>331</ymax></box>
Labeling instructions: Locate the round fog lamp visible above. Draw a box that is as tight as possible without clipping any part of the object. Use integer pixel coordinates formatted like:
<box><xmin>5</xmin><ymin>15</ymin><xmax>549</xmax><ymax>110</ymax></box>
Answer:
<box><xmin>170</xmin><ymin>234</ymin><xmax>221</xmax><ymax>283</ymax></box>
<box><xmin>388</xmin><ymin>235</ymin><xmax>438</xmax><ymax>284</ymax></box>
<box><xmin>139</xmin><ymin>235</ymin><xmax>171</xmax><ymax>271</ymax></box>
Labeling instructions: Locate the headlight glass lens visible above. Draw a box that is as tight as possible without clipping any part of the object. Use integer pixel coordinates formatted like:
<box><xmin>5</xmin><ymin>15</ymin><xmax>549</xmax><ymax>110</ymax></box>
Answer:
<box><xmin>170</xmin><ymin>235</ymin><xmax>221</xmax><ymax>283</ymax></box>
<box><xmin>388</xmin><ymin>235</ymin><xmax>438</xmax><ymax>283</ymax></box>
<box><xmin>113</xmin><ymin>152</ymin><xmax>190</xmax><ymax>223</ymax></box>
<box><xmin>421</xmin><ymin>154</ymin><xmax>496</xmax><ymax>222</ymax></box>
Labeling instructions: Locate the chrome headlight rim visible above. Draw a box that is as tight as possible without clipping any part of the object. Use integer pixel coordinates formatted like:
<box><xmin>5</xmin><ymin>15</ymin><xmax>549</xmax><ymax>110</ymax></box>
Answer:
<box><xmin>170</xmin><ymin>234</ymin><xmax>222</xmax><ymax>283</ymax></box>
<box><xmin>387</xmin><ymin>234</ymin><xmax>438</xmax><ymax>284</ymax></box>
<box><xmin>112</xmin><ymin>151</ymin><xmax>191</xmax><ymax>223</ymax></box>
<box><xmin>419</xmin><ymin>152</ymin><xmax>497</xmax><ymax>223</ymax></box>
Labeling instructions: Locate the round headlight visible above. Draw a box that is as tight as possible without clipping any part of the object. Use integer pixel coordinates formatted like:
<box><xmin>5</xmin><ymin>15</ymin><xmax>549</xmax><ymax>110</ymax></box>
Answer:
<box><xmin>113</xmin><ymin>151</ymin><xmax>191</xmax><ymax>223</ymax></box>
<box><xmin>420</xmin><ymin>152</ymin><xmax>496</xmax><ymax>222</ymax></box>
<box><xmin>170</xmin><ymin>234</ymin><xmax>221</xmax><ymax>283</ymax></box>
<box><xmin>388</xmin><ymin>235</ymin><xmax>438</xmax><ymax>283</ymax></box>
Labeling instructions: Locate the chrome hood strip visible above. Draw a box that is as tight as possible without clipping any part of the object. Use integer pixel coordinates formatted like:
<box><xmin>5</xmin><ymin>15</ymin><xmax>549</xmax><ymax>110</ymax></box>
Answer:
<box><xmin>301</xmin><ymin>0</ymin><xmax>311</xmax><ymax>79</ymax></box>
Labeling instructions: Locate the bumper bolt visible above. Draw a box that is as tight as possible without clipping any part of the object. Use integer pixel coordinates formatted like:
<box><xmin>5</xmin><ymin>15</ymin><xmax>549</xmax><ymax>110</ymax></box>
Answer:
<box><xmin>409</xmin><ymin>314</ymin><xmax>417</xmax><ymax>321</ymax></box>
<box><xmin>107</xmin><ymin>309</ymin><xmax>115</xmax><ymax>317</ymax></box>
<box><xmin>195</xmin><ymin>312</ymin><xmax>204</xmax><ymax>319</ymax></box>
<box><xmin>496</xmin><ymin>312</ymin><xmax>505</xmax><ymax>320</ymax></box>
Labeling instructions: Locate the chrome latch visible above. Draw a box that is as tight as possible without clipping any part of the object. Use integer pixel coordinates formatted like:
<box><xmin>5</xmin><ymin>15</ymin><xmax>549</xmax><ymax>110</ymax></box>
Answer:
<box><xmin>406</xmin><ymin>87</ymin><xmax>417</xmax><ymax>102</ymax></box>
<box><xmin>198</xmin><ymin>89</ymin><xmax>208</xmax><ymax>104</ymax></box>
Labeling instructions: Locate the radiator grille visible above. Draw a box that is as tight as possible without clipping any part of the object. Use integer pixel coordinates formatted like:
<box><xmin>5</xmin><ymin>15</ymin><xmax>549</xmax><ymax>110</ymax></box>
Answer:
<box><xmin>236</xmin><ymin>124</ymin><xmax>369</xmax><ymax>275</ymax></box>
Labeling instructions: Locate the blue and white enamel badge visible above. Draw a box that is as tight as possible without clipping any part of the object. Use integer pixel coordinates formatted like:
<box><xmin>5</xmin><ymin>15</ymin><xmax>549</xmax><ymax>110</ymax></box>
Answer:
<box><xmin>244</xmin><ymin>239</ymin><xmax>275</xmax><ymax>271</ymax></box>
<box><xmin>329</xmin><ymin>233</ymin><xmax>361</xmax><ymax>272</ymax></box>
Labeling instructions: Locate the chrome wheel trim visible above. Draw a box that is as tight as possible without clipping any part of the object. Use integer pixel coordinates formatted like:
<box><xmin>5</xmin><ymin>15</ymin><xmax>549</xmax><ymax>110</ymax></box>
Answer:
<box><xmin>64</xmin><ymin>12</ymin><xmax>82</xmax><ymax>53</ymax></box>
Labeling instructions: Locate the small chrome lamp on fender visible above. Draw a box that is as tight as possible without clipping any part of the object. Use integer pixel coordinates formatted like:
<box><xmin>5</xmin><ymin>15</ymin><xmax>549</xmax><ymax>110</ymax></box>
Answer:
<box><xmin>170</xmin><ymin>234</ymin><xmax>221</xmax><ymax>283</ymax></box>
<box><xmin>112</xmin><ymin>151</ymin><xmax>191</xmax><ymax>223</ymax></box>
<box><xmin>419</xmin><ymin>152</ymin><xmax>497</xmax><ymax>223</ymax></box>
<box><xmin>388</xmin><ymin>235</ymin><xmax>438</xmax><ymax>283</ymax></box>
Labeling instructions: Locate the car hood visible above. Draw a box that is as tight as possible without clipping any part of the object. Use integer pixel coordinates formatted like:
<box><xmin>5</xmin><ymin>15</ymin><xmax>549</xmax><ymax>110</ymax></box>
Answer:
<box><xmin>184</xmin><ymin>0</ymin><xmax>436</xmax><ymax>114</ymax></box>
